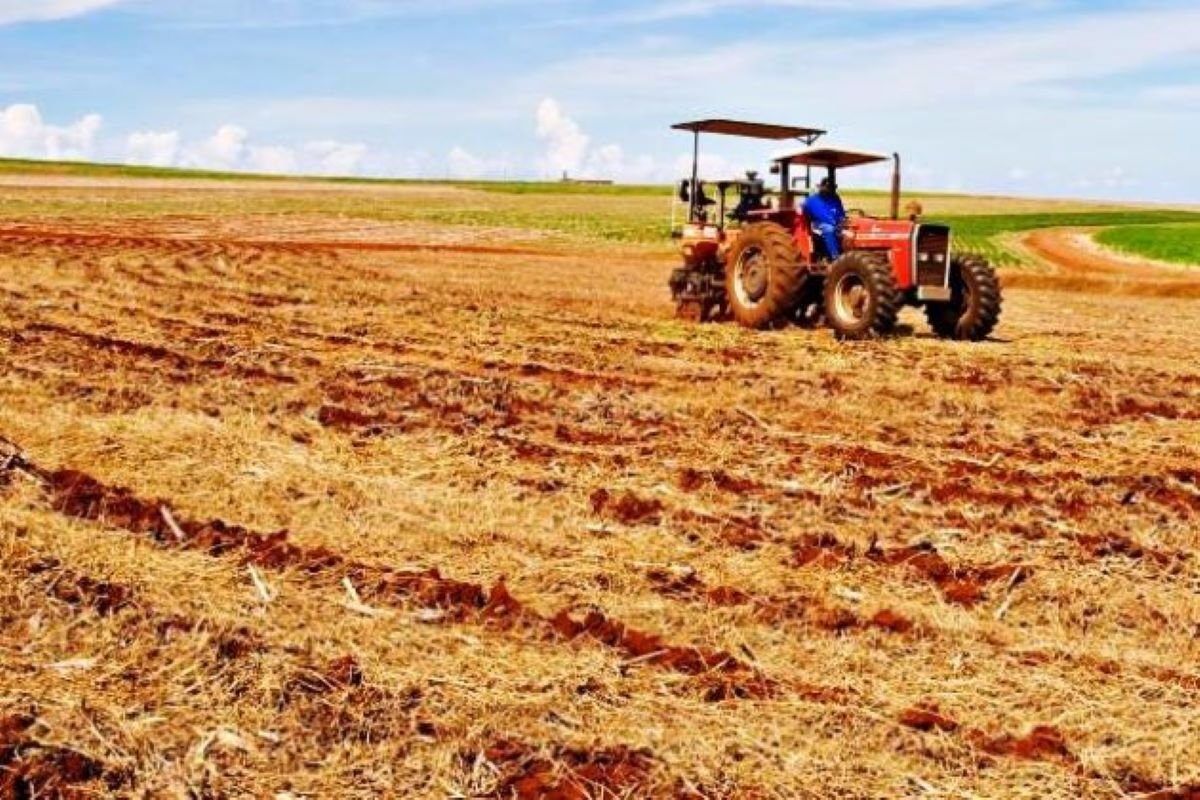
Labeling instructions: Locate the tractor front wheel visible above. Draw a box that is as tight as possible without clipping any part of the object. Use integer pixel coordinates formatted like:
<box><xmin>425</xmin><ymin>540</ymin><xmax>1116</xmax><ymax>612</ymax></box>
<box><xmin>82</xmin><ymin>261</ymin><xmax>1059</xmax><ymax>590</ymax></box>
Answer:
<box><xmin>724</xmin><ymin>223</ymin><xmax>806</xmax><ymax>329</ymax></box>
<box><xmin>925</xmin><ymin>254</ymin><xmax>1002</xmax><ymax>341</ymax></box>
<box><xmin>823</xmin><ymin>253</ymin><xmax>900</xmax><ymax>340</ymax></box>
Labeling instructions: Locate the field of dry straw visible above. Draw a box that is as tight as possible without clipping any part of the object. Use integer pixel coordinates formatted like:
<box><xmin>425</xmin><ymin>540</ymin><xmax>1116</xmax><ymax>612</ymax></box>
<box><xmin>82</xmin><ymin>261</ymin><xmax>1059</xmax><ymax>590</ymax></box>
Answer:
<box><xmin>0</xmin><ymin>175</ymin><xmax>1198</xmax><ymax>799</ymax></box>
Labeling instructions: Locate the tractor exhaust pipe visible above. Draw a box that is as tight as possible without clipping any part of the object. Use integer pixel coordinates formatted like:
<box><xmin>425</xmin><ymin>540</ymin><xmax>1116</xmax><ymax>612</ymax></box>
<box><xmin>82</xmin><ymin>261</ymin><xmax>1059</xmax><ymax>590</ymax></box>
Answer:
<box><xmin>890</xmin><ymin>153</ymin><xmax>901</xmax><ymax>221</ymax></box>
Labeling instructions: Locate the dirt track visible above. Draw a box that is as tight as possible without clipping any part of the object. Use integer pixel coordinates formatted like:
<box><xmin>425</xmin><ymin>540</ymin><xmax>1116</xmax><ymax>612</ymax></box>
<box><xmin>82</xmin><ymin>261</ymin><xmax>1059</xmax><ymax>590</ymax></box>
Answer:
<box><xmin>1</xmin><ymin>190</ymin><xmax>1199</xmax><ymax>798</ymax></box>
<box><xmin>1009</xmin><ymin>227</ymin><xmax>1200</xmax><ymax>297</ymax></box>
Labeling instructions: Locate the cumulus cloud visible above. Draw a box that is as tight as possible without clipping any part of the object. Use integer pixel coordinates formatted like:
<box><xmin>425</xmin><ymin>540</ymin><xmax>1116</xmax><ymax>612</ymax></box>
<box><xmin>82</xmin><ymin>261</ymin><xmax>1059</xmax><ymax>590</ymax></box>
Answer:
<box><xmin>163</xmin><ymin>125</ymin><xmax>375</xmax><ymax>176</ymax></box>
<box><xmin>0</xmin><ymin>104</ymin><xmax>102</xmax><ymax>160</ymax></box>
<box><xmin>125</xmin><ymin>130</ymin><xmax>180</xmax><ymax>167</ymax></box>
<box><xmin>7</xmin><ymin>99</ymin><xmax>653</xmax><ymax>185</ymax></box>
<box><xmin>188</xmin><ymin>124</ymin><xmax>249</xmax><ymax>169</ymax></box>
<box><xmin>246</xmin><ymin>144</ymin><xmax>298</xmax><ymax>174</ymax></box>
<box><xmin>118</xmin><ymin>121</ymin><xmax>372</xmax><ymax>177</ymax></box>
<box><xmin>585</xmin><ymin>143</ymin><xmax>657</xmax><ymax>183</ymax></box>
<box><xmin>535</xmin><ymin>98</ymin><xmax>590</xmax><ymax>178</ymax></box>
<box><xmin>304</xmin><ymin>140</ymin><xmax>368</xmax><ymax>175</ymax></box>
<box><xmin>5</xmin><ymin>100</ymin><xmax>655</xmax><ymax>184</ymax></box>
<box><xmin>536</xmin><ymin>98</ymin><xmax>658</xmax><ymax>182</ymax></box>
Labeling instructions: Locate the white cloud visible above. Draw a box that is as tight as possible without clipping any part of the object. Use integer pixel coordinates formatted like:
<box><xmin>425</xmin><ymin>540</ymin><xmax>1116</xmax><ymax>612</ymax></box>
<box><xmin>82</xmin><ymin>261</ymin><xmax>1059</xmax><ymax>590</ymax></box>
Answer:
<box><xmin>144</xmin><ymin>0</ymin><xmax>553</xmax><ymax>31</ymax></box>
<box><xmin>0</xmin><ymin>0</ymin><xmax>126</xmax><ymax>25</ymax></box>
<box><xmin>0</xmin><ymin>104</ymin><xmax>101</xmax><ymax>160</ymax></box>
<box><xmin>520</xmin><ymin>4</ymin><xmax>1200</xmax><ymax>201</ymax></box>
<box><xmin>115</xmin><ymin>118</ymin><xmax>375</xmax><ymax>177</ymax></box>
<box><xmin>246</xmin><ymin>144</ymin><xmax>297</xmax><ymax>174</ymax></box>
<box><xmin>535</xmin><ymin>97</ymin><xmax>661</xmax><ymax>182</ymax></box>
<box><xmin>536</xmin><ymin>6</ymin><xmax>1200</xmax><ymax>110</ymax></box>
<box><xmin>535</xmin><ymin>98</ymin><xmax>590</xmax><ymax>177</ymax></box>
<box><xmin>186</xmin><ymin>124</ymin><xmax>248</xmax><ymax>169</ymax></box>
<box><xmin>856</xmin><ymin>7</ymin><xmax>1200</xmax><ymax>106</ymax></box>
<box><xmin>304</xmin><ymin>140</ymin><xmax>368</xmax><ymax>175</ymax></box>
<box><xmin>583</xmin><ymin>143</ymin><xmax>659</xmax><ymax>182</ymax></box>
<box><xmin>125</xmin><ymin>130</ymin><xmax>180</xmax><ymax>166</ymax></box>
<box><xmin>551</xmin><ymin>0</ymin><xmax>1025</xmax><ymax>27</ymax></box>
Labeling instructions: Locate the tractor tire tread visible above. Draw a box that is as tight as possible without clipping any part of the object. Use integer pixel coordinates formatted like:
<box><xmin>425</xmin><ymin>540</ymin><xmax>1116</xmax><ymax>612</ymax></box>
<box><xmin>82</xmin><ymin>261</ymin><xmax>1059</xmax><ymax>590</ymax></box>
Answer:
<box><xmin>725</xmin><ymin>223</ymin><xmax>806</xmax><ymax>330</ymax></box>
<box><xmin>927</xmin><ymin>253</ymin><xmax>1002</xmax><ymax>341</ymax></box>
<box><xmin>824</xmin><ymin>251</ymin><xmax>900</xmax><ymax>340</ymax></box>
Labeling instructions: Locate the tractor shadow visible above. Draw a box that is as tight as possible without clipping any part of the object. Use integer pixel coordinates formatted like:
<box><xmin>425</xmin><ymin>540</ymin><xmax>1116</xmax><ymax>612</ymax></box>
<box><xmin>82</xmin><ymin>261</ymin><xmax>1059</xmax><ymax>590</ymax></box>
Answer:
<box><xmin>700</xmin><ymin>315</ymin><xmax>1011</xmax><ymax>344</ymax></box>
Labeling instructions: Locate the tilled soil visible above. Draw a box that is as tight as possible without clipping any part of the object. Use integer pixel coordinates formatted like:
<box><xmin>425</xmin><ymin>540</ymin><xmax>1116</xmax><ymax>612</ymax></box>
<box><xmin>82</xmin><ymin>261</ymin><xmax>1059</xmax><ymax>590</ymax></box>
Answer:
<box><xmin>1</xmin><ymin>192</ymin><xmax>1198</xmax><ymax>798</ymax></box>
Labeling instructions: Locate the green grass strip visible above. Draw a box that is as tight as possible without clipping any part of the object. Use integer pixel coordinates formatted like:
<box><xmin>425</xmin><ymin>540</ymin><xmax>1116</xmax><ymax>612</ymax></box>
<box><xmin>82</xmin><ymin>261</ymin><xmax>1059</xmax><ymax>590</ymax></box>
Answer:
<box><xmin>1094</xmin><ymin>223</ymin><xmax>1200</xmax><ymax>266</ymax></box>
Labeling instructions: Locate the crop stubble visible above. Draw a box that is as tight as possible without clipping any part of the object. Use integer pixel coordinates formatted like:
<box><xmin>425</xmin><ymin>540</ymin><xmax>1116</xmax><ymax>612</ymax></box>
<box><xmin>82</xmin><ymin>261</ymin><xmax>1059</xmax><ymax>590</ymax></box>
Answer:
<box><xmin>1</xmin><ymin>185</ymin><xmax>1198</xmax><ymax>798</ymax></box>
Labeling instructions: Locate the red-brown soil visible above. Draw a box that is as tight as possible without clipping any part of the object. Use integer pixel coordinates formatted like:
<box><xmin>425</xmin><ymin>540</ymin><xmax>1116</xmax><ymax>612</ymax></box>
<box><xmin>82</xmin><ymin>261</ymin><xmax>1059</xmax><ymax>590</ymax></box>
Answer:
<box><xmin>1</xmin><ymin>190</ymin><xmax>1198</xmax><ymax>798</ymax></box>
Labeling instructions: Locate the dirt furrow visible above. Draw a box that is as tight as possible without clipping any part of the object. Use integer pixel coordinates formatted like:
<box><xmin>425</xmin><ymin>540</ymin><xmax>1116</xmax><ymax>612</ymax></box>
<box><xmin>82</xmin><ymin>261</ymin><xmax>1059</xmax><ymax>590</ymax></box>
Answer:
<box><xmin>5</xmin><ymin>321</ymin><xmax>300</xmax><ymax>387</ymax></box>
<box><xmin>0</xmin><ymin>438</ymin><xmax>782</xmax><ymax>702</ymax></box>
<box><xmin>0</xmin><ymin>555</ymin><xmax>470</xmax><ymax>794</ymax></box>
<box><xmin>899</xmin><ymin>702</ymin><xmax>1200</xmax><ymax>797</ymax></box>
<box><xmin>0</xmin><ymin>226</ymin><xmax>556</xmax><ymax>259</ymax></box>
<box><xmin>644</xmin><ymin>564</ymin><xmax>916</xmax><ymax>635</ymax></box>
<box><xmin>0</xmin><ymin>712</ymin><xmax>114</xmax><ymax>800</ymax></box>
<box><xmin>592</xmin><ymin>487</ymin><xmax>1028</xmax><ymax>608</ymax></box>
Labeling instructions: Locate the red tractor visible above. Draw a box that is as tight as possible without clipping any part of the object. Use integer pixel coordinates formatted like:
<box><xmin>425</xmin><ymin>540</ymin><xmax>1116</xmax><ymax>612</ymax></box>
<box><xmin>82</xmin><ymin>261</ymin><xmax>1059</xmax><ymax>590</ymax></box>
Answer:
<box><xmin>668</xmin><ymin>119</ymin><xmax>1001</xmax><ymax>340</ymax></box>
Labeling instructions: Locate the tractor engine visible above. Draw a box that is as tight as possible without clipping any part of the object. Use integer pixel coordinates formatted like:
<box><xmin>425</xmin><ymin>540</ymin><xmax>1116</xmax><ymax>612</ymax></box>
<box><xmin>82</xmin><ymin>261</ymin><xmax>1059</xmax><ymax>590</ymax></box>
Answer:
<box><xmin>843</xmin><ymin>217</ymin><xmax>953</xmax><ymax>300</ymax></box>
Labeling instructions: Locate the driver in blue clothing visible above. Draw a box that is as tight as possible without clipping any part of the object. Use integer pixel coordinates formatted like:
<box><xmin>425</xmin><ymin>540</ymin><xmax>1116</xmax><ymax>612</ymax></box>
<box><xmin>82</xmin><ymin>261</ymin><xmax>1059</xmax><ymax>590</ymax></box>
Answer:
<box><xmin>803</xmin><ymin>177</ymin><xmax>846</xmax><ymax>260</ymax></box>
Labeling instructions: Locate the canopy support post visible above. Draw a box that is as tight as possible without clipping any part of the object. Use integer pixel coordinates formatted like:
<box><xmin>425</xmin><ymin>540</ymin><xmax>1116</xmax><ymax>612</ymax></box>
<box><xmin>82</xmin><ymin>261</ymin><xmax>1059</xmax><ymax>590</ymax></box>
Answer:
<box><xmin>690</xmin><ymin>129</ymin><xmax>700</xmax><ymax>224</ymax></box>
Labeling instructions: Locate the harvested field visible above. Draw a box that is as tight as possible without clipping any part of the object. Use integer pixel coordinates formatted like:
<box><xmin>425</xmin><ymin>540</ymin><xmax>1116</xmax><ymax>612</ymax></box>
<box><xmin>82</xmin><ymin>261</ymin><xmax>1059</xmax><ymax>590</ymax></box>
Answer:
<box><xmin>1</xmin><ymin>175</ymin><xmax>1198</xmax><ymax>798</ymax></box>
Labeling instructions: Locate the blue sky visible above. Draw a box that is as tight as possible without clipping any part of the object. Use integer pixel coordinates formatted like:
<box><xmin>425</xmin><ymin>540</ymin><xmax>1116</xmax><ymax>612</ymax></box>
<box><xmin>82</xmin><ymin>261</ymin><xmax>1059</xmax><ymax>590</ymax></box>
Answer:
<box><xmin>0</xmin><ymin>0</ymin><xmax>1197</xmax><ymax>201</ymax></box>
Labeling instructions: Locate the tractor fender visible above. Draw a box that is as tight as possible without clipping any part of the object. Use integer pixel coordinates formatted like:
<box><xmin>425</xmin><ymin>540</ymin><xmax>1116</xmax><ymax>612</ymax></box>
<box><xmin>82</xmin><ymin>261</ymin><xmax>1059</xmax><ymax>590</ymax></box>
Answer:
<box><xmin>792</xmin><ymin>212</ymin><xmax>814</xmax><ymax>263</ymax></box>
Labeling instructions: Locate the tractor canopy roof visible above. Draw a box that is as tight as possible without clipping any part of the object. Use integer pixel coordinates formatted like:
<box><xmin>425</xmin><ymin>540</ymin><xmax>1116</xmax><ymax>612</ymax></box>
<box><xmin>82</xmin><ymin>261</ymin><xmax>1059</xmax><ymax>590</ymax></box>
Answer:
<box><xmin>672</xmin><ymin>119</ymin><xmax>825</xmax><ymax>141</ymax></box>
<box><xmin>773</xmin><ymin>146</ymin><xmax>890</xmax><ymax>169</ymax></box>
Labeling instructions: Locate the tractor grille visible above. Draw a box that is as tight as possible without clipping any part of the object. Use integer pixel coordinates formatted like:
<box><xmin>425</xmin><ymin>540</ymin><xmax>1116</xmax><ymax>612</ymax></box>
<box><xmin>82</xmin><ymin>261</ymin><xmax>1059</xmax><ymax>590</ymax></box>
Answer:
<box><xmin>915</xmin><ymin>226</ymin><xmax>951</xmax><ymax>287</ymax></box>
<box><xmin>917</xmin><ymin>261</ymin><xmax>948</xmax><ymax>287</ymax></box>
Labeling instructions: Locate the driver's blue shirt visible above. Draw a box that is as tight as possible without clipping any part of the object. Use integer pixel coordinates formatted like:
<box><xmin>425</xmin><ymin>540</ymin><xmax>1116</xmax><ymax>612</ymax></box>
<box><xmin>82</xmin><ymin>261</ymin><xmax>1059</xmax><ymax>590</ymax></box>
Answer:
<box><xmin>803</xmin><ymin>192</ymin><xmax>846</xmax><ymax>227</ymax></box>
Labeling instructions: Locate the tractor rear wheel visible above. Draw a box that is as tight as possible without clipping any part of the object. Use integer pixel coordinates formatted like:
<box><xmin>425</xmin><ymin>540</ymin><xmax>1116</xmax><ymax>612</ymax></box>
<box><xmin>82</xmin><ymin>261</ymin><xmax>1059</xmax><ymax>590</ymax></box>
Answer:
<box><xmin>925</xmin><ymin>254</ymin><xmax>1002</xmax><ymax>341</ymax></box>
<box><xmin>823</xmin><ymin>252</ymin><xmax>900</xmax><ymax>340</ymax></box>
<box><xmin>724</xmin><ymin>223</ymin><xmax>806</xmax><ymax>329</ymax></box>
